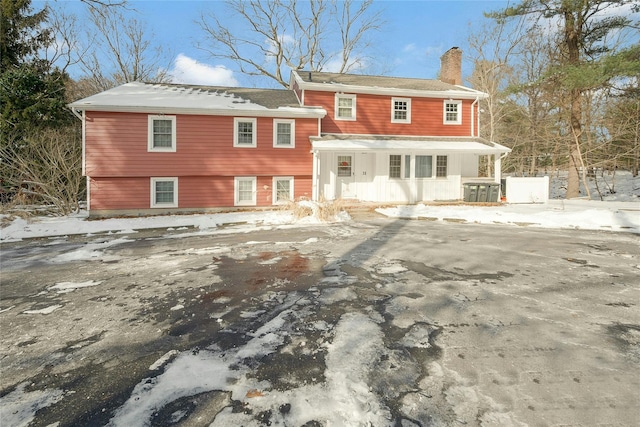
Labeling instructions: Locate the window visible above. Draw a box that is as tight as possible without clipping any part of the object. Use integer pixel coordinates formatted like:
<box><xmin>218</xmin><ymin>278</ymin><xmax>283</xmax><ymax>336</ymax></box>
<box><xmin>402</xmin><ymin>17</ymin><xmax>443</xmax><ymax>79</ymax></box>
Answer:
<box><xmin>337</xmin><ymin>156</ymin><xmax>352</xmax><ymax>177</ymax></box>
<box><xmin>404</xmin><ymin>155</ymin><xmax>411</xmax><ymax>179</ymax></box>
<box><xmin>335</xmin><ymin>94</ymin><xmax>356</xmax><ymax>120</ymax></box>
<box><xmin>416</xmin><ymin>155</ymin><xmax>433</xmax><ymax>178</ymax></box>
<box><xmin>392</xmin><ymin>98</ymin><xmax>411</xmax><ymax>123</ymax></box>
<box><xmin>273</xmin><ymin>119</ymin><xmax>295</xmax><ymax>148</ymax></box>
<box><xmin>443</xmin><ymin>100</ymin><xmax>462</xmax><ymax>124</ymax></box>
<box><xmin>148</xmin><ymin>116</ymin><xmax>176</xmax><ymax>152</ymax></box>
<box><xmin>234</xmin><ymin>118</ymin><xmax>257</xmax><ymax>147</ymax></box>
<box><xmin>151</xmin><ymin>178</ymin><xmax>178</xmax><ymax>208</ymax></box>
<box><xmin>436</xmin><ymin>155</ymin><xmax>448</xmax><ymax>177</ymax></box>
<box><xmin>273</xmin><ymin>177</ymin><xmax>294</xmax><ymax>204</ymax></box>
<box><xmin>234</xmin><ymin>177</ymin><xmax>257</xmax><ymax>206</ymax></box>
<box><xmin>389</xmin><ymin>155</ymin><xmax>401</xmax><ymax>178</ymax></box>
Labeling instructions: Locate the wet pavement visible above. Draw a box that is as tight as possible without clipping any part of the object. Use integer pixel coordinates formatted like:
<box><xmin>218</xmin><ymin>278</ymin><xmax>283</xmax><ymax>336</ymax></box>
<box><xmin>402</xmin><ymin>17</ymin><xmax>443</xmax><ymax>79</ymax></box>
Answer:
<box><xmin>1</xmin><ymin>214</ymin><xmax>639</xmax><ymax>426</ymax></box>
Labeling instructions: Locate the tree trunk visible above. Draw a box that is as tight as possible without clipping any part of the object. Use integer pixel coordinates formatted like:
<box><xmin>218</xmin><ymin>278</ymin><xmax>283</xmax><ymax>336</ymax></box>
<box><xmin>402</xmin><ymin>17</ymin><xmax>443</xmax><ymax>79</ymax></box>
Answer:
<box><xmin>564</xmin><ymin>8</ymin><xmax>582</xmax><ymax>198</ymax></box>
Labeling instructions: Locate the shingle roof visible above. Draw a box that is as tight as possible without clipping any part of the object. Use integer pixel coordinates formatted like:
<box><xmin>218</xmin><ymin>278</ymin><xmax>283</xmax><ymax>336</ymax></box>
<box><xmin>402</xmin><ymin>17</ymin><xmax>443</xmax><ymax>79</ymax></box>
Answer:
<box><xmin>69</xmin><ymin>82</ymin><xmax>325</xmax><ymax>117</ymax></box>
<box><xmin>168</xmin><ymin>84</ymin><xmax>302</xmax><ymax>109</ymax></box>
<box><xmin>296</xmin><ymin>71</ymin><xmax>476</xmax><ymax>93</ymax></box>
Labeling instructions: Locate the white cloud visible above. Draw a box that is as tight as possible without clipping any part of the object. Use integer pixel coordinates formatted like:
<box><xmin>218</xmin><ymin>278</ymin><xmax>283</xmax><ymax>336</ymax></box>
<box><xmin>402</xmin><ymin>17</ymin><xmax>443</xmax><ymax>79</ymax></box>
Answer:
<box><xmin>403</xmin><ymin>43</ymin><xmax>416</xmax><ymax>53</ymax></box>
<box><xmin>168</xmin><ymin>54</ymin><xmax>238</xmax><ymax>86</ymax></box>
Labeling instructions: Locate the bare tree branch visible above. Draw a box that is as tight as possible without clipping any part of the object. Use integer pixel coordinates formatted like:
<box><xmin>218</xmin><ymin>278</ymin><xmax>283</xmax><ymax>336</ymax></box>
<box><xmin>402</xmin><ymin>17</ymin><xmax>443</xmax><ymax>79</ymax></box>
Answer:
<box><xmin>197</xmin><ymin>0</ymin><xmax>383</xmax><ymax>87</ymax></box>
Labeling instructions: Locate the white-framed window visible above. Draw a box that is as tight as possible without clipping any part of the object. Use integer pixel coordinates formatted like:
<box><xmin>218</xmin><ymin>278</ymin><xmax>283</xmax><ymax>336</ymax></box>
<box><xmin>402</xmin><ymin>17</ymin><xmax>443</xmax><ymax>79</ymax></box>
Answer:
<box><xmin>150</xmin><ymin>177</ymin><xmax>178</xmax><ymax>208</ymax></box>
<box><xmin>436</xmin><ymin>155</ymin><xmax>448</xmax><ymax>177</ymax></box>
<box><xmin>391</xmin><ymin>98</ymin><xmax>411</xmax><ymax>123</ymax></box>
<box><xmin>388</xmin><ymin>154</ymin><xmax>439</xmax><ymax>179</ymax></box>
<box><xmin>337</xmin><ymin>155</ymin><xmax>352</xmax><ymax>177</ymax></box>
<box><xmin>148</xmin><ymin>115</ymin><xmax>176</xmax><ymax>152</ymax></box>
<box><xmin>272</xmin><ymin>176</ymin><xmax>294</xmax><ymax>204</ymax></box>
<box><xmin>415</xmin><ymin>155</ymin><xmax>433</xmax><ymax>178</ymax></box>
<box><xmin>443</xmin><ymin>100</ymin><xmax>462</xmax><ymax>125</ymax></box>
<box><xmin>234</xmin><ymin>176</ymin><xmax>257</xmax><ymax>206</ymax></box>
<box><xmin>389</xmin><ymin>155</ymin><xmax>402</xmax><ymax>178</ymax></box>
<box><xmin>273</xmin><ymin>119</ymin><xmax>295</xmax><ymax>148</ymax></box>
<box><xmin>335</xmin><ymin>94</ymin><xmax>356</xmax><ymax>120</ymax></box>
<box><xmin>404</xmin><ymin>155</ymin><xmax>411</xmax><ymax>179</ymax></box>
<box><xmin>234</xmin><ymin>118</ymin><xmax>257</xmax><ymax>147</ymax></box>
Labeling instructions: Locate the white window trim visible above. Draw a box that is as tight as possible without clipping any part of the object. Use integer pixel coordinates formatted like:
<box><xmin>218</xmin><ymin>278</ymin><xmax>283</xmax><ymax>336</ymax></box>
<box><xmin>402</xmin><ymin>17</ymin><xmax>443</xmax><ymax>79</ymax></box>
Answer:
<box><xmin>335</xmin><ymin>93</ymin><xmax>356</xmax><ymax>121</ymax></box>
<box><xmin>436</xmin><ymin>155</ymin><xmax>448</xmax><ymax>177</ymax></box>
<box><xmin>150</xmin><ymin>177</ymin><xmax>178</xmax><ymax>208</ymax></box>
<box><xmin>234</xmin><ymin>118</ymin><xmax>257</xmax><ymax>148</ymax></box>
<box><xmin>391</xmin><ymin>97</ymin><xmax>411</xmax><ymax>124</ymax></box>
<box><xmin>443</xmin><ymin>100</ymin><xmax>462</xmax><ymax>125</ymax></box>
<box><xmin>148</xmin><ymin>115</ymin><xmax>176</xmax><ymax>152</ymax></box>
<box><xmin>234</xmin><ymin>176</ymin><xmax>257</xmax><ymax>206</ymax></box>
<box><xmin>273</xmin><ymin>119</ymin><xmax>295</xmax><ymax>148</ymax></box>
<box><xmin>272</xmin><ymin>176</ymin><xmax>294</xmax><ymax>204</ymax></box>
<box><xmin>389</xmin><ymin>154</ymin><xmax>402</xmax><ymax>179</ymax></box>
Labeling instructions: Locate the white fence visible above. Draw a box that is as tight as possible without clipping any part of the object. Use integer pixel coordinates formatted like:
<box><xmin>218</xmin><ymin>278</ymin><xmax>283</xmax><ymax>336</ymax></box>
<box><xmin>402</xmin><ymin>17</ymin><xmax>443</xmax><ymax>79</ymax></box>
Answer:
<box><xmin>505</xmin><ymin>176</ymin><xmax>549</xmax><ymax>204</ymax></box>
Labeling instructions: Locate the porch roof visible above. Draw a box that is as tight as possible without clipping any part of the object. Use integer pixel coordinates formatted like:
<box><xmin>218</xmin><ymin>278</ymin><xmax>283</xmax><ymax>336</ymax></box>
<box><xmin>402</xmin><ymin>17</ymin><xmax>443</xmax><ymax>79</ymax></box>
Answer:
<box><xmin>311</xmin><ymin>136</ymin><xmax>511</xmax><ymax>155</ymax></box>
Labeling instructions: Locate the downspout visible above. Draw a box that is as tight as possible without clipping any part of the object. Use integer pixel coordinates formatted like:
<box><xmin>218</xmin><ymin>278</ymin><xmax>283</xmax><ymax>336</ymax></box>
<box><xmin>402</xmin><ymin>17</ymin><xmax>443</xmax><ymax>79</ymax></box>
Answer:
<box><xmin>71</xmin><ymin>107</ymin><xmax>83</xmax><ymax>120</ymax></box>
<box><xmin>471</xmin><ymin>97</ymin><xmax>479</xmax><ymax>137</ymax></box>
<box><xmin>71</xmin><ymin>107</ymin><xmax>89</xmax><ymax>210</ymax></box>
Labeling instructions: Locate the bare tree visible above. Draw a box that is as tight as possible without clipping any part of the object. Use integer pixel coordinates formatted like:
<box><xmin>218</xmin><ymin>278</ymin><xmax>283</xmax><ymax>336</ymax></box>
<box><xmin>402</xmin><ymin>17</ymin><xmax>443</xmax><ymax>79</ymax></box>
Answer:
<box><xmin>76</xmin><ymin>5</ymin><xmax>172</xmax><ymax>93</ymax></box>
<box><xmin>488</xmin><ymin>0</ymin><xmax>639</xmax><ymax>198</ymax></box>
<box><xmin>0</xmin><ymin>127</ymin><xmax>83</xmax><ymax>215</ymax></box>
<box><xmin>197</xmin><ymin>0</ymin><xmax>384</xmax><ymax>88</ymax></box>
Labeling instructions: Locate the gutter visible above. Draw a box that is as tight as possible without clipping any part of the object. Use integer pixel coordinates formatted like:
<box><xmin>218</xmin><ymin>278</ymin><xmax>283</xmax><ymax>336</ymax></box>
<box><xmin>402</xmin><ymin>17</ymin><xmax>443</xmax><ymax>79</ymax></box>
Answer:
<box><xmin>70</xmin><ymin>107</ymin><xmax>83</xmax><ymax>120</ymax></box>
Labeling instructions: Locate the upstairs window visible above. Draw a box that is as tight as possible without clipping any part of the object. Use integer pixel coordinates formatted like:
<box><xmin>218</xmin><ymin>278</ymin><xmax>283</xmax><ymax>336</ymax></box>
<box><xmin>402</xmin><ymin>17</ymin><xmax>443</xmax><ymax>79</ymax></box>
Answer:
<box><xmin>273</xmin><ymin>119</ymin><xmax>295</xmax><ymax>148</ymax></box>
<box><xmin>436</xmin><ymin>155</ymin><xmax>448</xmax><ymax>177</ymax></box>
<box><xmin>148</xmin><ymin>115</ymin><xmax>176</xmax><ymax>152</ymax></box>
<box><xmin>234</xmin><ymin>118</ymin><xmax>257</xmax><ymax>147</ymax></box>
<box><xmin>443</xmin><ymin>100</ymin><xmax>462</xmax><ymax>125</ymax></box>
<box><xmin>392</xmin><ymin>98</ymin><xmax>411</xmax><ymax>123</ymax></box>
<box><xmin>335</xmin><ymin>94</ymin><xmax>356</xmax><ymax>120</ymax></box>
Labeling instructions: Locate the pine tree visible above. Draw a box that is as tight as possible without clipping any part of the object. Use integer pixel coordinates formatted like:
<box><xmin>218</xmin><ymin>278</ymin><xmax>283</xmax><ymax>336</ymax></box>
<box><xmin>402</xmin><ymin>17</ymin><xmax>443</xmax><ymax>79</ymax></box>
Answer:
<box><xmin>488</xmin><ymin>0</ymin><xmax>639</xmax><ymax>198</ymax></box>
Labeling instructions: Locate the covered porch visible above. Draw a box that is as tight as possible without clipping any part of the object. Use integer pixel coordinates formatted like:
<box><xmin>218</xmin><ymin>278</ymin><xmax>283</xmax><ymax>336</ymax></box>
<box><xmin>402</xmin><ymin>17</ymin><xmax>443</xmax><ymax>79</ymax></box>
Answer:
<box><xmin>310</xmin><ymin>136</ymin><xmax>511</xmax><ymax>204</ymax></box>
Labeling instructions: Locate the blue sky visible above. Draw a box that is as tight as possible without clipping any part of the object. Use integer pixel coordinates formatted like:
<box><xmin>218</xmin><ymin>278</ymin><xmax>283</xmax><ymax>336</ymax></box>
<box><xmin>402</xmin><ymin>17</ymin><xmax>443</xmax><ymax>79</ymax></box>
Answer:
<box><xmin>43</xmin><ymin>0</ymin><xmax>511</xmax><ymax>87</ymax></box>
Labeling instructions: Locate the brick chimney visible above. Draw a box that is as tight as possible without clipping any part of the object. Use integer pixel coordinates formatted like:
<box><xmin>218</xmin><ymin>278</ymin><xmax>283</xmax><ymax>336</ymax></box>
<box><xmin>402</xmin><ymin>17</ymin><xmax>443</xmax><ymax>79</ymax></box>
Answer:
<box><xmin>440</xmin><ymin>47</ymin><xmax>462</xmax><ymax>86</ymax></box>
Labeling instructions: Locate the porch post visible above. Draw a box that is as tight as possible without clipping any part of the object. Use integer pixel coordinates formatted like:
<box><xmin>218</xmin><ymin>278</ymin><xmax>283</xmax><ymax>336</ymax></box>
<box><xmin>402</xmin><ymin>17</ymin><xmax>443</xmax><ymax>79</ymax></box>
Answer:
<box><xmin>312</xmin><ymin>151</ymin><xmax>319</xmax><ymax>201</ymax></box>
<box><xmin>493</xmin><ymin>154</ymin><xmax>502</xmax><ymax>184</ymax></box>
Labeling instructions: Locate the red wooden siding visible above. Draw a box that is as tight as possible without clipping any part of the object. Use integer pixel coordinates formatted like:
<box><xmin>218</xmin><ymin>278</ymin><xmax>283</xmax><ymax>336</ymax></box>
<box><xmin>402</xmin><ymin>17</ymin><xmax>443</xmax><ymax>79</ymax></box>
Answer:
<box><xmin>90</xmin><ymin>175</ymin><xmax>312</xmax><ymax>210</ymax></box>
<box><xmin>302</xmin><ymin>90</ymin><xmax>475</xmax><ymax>137</ymax></box>
<box><xmin>85</xmin><ymin>112</ymin><xmax>318</xmax><ymax>178</ymax></box>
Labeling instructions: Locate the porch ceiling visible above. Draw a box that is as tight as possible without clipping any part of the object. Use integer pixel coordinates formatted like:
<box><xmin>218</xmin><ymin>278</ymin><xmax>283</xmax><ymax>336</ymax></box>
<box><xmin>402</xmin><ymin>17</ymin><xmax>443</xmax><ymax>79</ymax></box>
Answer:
<box><xmin>311</xmin><ymin>138</ymin><xmax>511</xmax><ymax>154</ymax></box>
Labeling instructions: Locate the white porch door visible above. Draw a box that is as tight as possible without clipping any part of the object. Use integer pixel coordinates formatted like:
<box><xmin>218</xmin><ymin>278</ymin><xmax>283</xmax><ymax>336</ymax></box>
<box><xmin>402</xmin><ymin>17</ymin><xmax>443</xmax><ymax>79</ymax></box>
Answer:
<box><xmin>336</xmin><ymin>154</ymin><xmax>356</xmax><ymax>198</ymax></box>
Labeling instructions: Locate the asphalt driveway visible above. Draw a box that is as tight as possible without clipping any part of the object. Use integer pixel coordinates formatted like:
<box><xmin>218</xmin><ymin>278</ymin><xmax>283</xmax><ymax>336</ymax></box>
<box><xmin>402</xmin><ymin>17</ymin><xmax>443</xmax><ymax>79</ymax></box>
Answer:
<box><xmin>1</xmin><ymin>215</ymin><xmax>639</xmax><ymax>426</ymax></box>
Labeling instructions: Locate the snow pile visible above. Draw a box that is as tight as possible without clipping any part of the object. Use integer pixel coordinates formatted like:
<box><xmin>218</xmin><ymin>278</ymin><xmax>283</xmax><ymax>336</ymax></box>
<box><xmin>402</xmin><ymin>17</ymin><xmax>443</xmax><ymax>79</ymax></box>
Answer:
<box><xmin>377</xmin><ymin>199</ymin><xmax>640</xmax><ymax>233</ymax></box>
<box><xmin>0</xmin><ymin>201</ymin><xmax>350</xmax><ymax>242</ymax></box>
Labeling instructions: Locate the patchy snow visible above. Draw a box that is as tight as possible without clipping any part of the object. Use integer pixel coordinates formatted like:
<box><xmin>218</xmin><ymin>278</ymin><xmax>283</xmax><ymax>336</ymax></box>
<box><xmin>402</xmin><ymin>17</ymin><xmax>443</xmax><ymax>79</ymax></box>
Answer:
<box><xmin>0</xmin><ymin>383</ymin><xmax>65</xmax><ymax>427</ymax></box>
<box><xmin>2</xmin><ymin>172</ymin><xmax>638</xmax><ymax>427</ymax></box>
<box><xmin>22</xmin><ymin>305</ymin><xmax>63</xmax><ymax>315</ymax></box>
<box><xmin>49</xmin><ymin>280</ymin><xmax>103</xmax><ymax>293</ymax></box>
<box><xmin>2</xmin><ymin>174</ymin><xmax>638</xmax><ymax>243</ymax></box>
<box><xmin>378</xmin><ymin>199</ymin><xmax>640</xmax><ymax>233</ymax></box>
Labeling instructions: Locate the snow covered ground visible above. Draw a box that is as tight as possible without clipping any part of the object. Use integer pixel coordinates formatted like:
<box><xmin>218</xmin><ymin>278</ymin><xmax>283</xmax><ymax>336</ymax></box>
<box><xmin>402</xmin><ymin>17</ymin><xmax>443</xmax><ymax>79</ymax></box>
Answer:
<box><xmin>1</xmin><ymin>172</ymin><xmax>639</xmax><ymax>242</ymax></box>
<box><xmin>1</xmin><ymin>172</ymin><xmax>639</xmax><ymax>427</ymax></box>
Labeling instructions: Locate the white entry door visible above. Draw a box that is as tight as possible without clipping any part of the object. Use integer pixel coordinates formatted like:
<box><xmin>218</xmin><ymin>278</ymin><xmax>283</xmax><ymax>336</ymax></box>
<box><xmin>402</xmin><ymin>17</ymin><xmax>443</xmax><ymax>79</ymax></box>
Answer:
<box><xmin>336</xmin><ymin>154</ymin><xmax>356</xmax><ymax>198</ymax></box>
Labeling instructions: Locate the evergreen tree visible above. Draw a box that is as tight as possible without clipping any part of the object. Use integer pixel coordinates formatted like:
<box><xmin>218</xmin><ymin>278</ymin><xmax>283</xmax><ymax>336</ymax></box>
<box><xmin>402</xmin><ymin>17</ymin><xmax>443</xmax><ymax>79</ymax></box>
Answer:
<box><xmin>1</xmin><ymin>0</ymin><xmax>73</xmax><ymax>144</ymax></box>
<box><xmin>1</xmin><ymin>0</ymin><xmax>77</xmax><ymax>210</ymax></box>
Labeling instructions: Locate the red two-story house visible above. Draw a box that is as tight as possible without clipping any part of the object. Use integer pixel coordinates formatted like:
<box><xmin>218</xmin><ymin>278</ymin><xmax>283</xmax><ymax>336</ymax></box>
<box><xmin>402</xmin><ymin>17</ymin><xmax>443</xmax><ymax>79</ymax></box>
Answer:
<box><xmin>69</xmin><ymin>47</ymin><xmax>509</xmax><ymax>217</ymax></box>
